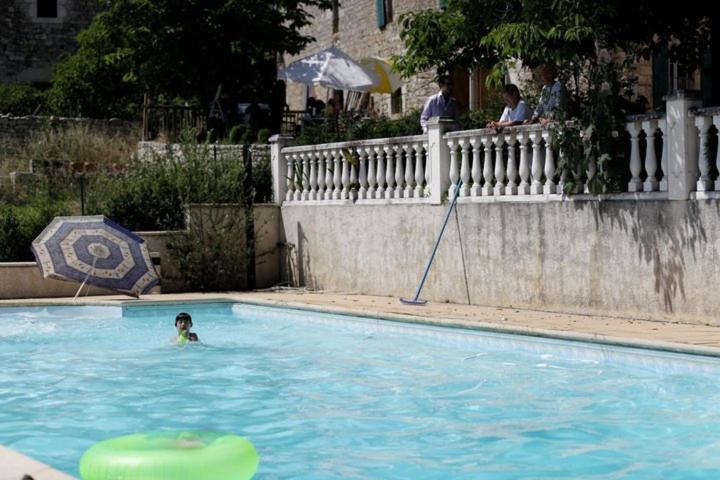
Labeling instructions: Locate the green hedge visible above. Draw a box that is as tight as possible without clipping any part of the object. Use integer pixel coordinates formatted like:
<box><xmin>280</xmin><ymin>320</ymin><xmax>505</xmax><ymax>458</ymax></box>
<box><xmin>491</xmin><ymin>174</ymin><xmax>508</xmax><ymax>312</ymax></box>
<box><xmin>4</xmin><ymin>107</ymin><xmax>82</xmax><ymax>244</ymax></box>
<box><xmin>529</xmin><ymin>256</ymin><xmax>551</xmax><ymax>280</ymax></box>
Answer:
<box><xmin>0</xmin><ymin>201</ymin><xmax>71</xmax><ymax>262</ymax></box>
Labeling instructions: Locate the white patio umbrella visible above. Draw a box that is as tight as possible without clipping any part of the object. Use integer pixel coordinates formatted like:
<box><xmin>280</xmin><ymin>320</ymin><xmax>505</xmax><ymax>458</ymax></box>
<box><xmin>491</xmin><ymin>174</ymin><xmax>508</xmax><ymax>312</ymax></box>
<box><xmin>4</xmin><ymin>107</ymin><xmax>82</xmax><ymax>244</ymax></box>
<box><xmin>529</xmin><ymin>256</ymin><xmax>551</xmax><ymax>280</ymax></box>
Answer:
<box><xmin>278</xmin><ymin>46</ymin><xmax>375</xmax><ymax>92</ymax></box>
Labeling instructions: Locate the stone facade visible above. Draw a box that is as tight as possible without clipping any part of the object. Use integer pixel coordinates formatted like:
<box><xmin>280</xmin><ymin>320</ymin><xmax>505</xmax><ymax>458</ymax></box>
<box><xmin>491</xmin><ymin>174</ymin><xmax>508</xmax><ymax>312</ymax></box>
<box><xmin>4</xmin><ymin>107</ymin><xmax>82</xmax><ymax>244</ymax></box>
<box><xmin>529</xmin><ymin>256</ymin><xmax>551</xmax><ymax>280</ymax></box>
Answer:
<box><xmin>283</xmin><ymin>0</ymin><xmax>440</xmax><ymax>117</ymax></box>
<box><xmin>0</xmin><ymin>0</ymin><xmax>100</xmax><ymax>82</ymax></box>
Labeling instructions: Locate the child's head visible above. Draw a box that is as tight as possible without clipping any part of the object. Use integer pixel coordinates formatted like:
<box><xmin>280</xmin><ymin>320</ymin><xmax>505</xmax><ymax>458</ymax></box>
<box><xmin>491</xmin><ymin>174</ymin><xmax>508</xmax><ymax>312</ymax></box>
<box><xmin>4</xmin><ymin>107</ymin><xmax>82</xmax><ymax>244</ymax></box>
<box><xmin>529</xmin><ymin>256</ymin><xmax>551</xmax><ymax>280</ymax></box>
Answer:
<box><xmin>502</xmin><ymin>84</ymin><xmax>521</xmax><ymax>107</ymax></box>
<box><xmin>175</xmin><ymin>312</ymin><xmax>193</xmax><ymax>331</ymax></box>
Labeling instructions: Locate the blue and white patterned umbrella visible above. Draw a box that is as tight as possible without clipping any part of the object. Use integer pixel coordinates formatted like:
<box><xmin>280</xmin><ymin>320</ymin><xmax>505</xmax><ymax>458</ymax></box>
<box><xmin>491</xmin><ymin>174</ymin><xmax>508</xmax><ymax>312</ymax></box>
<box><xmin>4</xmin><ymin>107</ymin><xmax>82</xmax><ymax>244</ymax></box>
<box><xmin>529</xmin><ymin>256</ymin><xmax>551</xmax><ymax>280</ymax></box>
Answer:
<box><xmin>31</xmin><ymin>215</ymin><xmax>159</xmax><ymax>298</ymax></box>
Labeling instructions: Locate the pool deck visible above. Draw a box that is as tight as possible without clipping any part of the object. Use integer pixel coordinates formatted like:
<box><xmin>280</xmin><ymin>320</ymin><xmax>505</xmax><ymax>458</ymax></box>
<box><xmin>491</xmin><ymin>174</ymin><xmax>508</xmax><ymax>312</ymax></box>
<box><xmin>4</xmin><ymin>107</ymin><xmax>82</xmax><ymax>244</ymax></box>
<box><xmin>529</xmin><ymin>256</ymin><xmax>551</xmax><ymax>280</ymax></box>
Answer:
<box><xmin>3</xmin><ymin>289</ymin><xmax>720</xmax><ymax>477</ymax></box>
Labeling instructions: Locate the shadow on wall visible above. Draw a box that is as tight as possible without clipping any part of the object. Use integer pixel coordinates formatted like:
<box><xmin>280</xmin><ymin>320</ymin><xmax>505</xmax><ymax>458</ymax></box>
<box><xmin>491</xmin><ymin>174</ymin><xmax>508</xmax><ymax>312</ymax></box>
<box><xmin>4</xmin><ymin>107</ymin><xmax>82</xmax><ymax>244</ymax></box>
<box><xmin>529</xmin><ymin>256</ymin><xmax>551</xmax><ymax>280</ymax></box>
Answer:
<box><xmin>582</xmin><ymin>200</ymin><xmax>708</xmax><ymax>314</ymax></box>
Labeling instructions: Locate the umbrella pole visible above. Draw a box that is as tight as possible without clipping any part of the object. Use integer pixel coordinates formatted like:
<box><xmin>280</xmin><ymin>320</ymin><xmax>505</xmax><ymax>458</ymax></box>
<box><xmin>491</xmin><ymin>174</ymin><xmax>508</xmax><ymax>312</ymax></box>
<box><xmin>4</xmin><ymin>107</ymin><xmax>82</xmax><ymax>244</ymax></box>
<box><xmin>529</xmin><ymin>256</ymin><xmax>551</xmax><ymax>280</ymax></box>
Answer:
<box><xmin>74</xmin><ymin>256</ymin><xmax>98</xmax><ymax>301</ymax></box>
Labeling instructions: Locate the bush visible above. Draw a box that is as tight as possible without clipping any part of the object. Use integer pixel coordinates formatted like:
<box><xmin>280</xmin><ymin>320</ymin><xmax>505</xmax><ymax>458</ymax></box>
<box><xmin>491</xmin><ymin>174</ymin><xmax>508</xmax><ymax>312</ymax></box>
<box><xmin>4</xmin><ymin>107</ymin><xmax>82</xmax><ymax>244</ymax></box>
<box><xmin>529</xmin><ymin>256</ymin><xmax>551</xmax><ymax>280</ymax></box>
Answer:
<box><xmin>0</xmin><ymin>199</ymin><xmax>71</xmax><ymax>262</ymax></box>
<box><xmin>256</xmin><ymin>128</ymin><xmax>271</xmax><ymax>144</ymax></box>
<box><xmin>168</xmin><ymin>206</ymin><xmax>250</xmax><ymax>291</ymax></box>
<box><xmin>87</xmin><ymin>140</ymin><xmax>272</xmax><ymax>231</ymax></box>
<box><xmin>0</xmin><ymin>83</ymin><xmax>47</xmax><ymax>116</ymax></box>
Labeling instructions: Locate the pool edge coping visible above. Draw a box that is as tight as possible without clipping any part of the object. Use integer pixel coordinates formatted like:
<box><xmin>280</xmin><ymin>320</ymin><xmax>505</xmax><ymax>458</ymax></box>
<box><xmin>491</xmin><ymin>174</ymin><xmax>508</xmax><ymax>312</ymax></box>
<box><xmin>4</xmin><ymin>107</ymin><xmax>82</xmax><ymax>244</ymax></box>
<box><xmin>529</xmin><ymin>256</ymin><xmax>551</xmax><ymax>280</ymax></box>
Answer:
<box><xmin>230</xmin><ymin>298</ymin><xmax>720</xmax><ymax>360</ymax></box>
<box><xmin>0</xmin><ymin>444</ymin><xmax>77</xmax><ymax>480</ymax></box>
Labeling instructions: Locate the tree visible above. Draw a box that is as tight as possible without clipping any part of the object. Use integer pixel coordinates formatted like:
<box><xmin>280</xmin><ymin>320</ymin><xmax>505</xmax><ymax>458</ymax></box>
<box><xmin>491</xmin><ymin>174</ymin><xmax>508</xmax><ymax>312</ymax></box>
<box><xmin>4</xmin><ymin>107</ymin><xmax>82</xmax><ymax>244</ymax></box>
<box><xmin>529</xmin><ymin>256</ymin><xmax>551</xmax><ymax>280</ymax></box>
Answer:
<box><xmin>394</xmin><ymin>0</ymin><xmax>712</xmax><ymax>194</ymax></box>
<box><xmin>48</xmin><ymin>0</ymin><xmax>332</xmax><ymax>118</ymax></box>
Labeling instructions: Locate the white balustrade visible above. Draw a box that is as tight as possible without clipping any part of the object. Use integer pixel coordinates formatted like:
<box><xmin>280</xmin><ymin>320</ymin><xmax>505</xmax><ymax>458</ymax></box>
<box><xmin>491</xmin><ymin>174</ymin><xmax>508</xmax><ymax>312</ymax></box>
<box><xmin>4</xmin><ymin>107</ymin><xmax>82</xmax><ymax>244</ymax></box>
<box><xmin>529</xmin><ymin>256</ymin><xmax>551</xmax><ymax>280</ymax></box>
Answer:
<box><xmin>317</xmin><ymin>151</ymin><xmax>326</xmax><ymax>199</ymax></box>
<box><xmin>340</xmin><ymin>150</ymin><xmax>351</xmax><ymax>200</ymax></box>
<box><xmin>293</xmin><ymin>153</ymin><xmax>303</xmax><ymax>201</ymax></box>
<box><xmin>404</xmin><ymin>144</ymin><xmax>414</xmax><ymax>198</ymax></box>
<box><xmin>324</xmin><ymin>150</ymin><xmax>334</xmax><ymax>200</ymax></box>
<box><xmin>384</xmin><ymin>146</ymin><xmax>395</xmax><ymax>200</ymax></box>
<box><xmin>470</xmin><ymin>137</ymin><xmax>481</xmax><ymax>196</ymax></box>
<box><xmin>627</xmin><ymin>122</ymin><xmax>643</xmax><ymax>192</ymax></box>
<box><xmin>285</xmin><ymin>153</ymin><xmax>295</xmax><ymax>201</ymax></box>
<box><xmin>366</xmin><ymin>147</ymin><xmax>376</xmax><ymax>199</ymax></box>
<box><xmin>309</xmin><ymin>152</ymin><xmax>318</xmax><ymax>200</ymax></box>
<box><xmin>659</xmin><ymin>119</ymin><xmax>668</xmax><ymax>192</ymax></box>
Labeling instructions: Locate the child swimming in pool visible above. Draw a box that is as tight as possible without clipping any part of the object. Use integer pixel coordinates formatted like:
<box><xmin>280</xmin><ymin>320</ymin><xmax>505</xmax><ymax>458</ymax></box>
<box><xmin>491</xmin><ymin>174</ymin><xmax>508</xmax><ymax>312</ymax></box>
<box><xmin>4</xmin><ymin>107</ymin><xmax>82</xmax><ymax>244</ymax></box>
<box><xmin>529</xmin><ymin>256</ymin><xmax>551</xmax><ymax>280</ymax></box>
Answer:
<box><xmin>173</xmin><ymin>312</ymin><xmax>199</xmax><ymax>345</ymax></box>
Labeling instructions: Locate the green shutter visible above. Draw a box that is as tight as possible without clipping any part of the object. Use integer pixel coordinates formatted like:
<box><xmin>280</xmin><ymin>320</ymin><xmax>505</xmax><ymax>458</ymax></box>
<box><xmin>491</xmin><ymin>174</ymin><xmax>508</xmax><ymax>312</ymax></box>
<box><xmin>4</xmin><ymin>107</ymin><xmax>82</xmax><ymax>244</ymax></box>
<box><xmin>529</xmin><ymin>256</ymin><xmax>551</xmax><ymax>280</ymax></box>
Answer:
<box><xmin>437</xmin><ymin>0</ymin><xmax>447</xmax><ymax>9</ymax></box>
<box><xmin>376</xmin><ymin>0</ymin><xmax>386</xmax><ymax>28</ymax></box>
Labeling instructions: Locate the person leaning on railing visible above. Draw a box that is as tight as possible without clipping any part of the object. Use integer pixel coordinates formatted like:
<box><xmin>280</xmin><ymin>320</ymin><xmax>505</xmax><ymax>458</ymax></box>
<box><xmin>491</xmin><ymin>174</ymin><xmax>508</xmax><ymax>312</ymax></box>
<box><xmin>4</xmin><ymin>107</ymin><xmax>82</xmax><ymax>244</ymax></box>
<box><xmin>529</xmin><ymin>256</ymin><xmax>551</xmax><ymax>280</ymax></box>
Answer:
<box><xmin>524</xmin><ymin>63</ymin><xmax>568</xmax><ymax>126</ymax></box>
<box><xmin>487</xmin><ymin>83</ymin><xmax>530</xmax><ymax>128</ymax></box>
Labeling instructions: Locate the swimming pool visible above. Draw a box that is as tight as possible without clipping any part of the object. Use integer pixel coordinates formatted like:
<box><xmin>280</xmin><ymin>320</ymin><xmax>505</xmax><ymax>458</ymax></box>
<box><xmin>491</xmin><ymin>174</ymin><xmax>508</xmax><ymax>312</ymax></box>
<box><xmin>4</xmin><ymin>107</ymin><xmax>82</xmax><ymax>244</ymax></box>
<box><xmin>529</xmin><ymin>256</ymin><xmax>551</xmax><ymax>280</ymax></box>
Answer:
<box><xmin>1</xmin><ymin>302</ymin><xmax>720</xmax><ymax>478</ymax></box>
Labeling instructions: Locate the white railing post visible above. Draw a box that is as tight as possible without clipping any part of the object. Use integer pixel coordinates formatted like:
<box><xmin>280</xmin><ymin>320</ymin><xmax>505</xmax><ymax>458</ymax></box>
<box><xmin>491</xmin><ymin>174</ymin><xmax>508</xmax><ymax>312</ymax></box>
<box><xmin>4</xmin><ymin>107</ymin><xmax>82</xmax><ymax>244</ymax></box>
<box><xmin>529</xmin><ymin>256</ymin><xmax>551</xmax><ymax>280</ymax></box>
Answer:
<box><xmin>366</xmin><ymin>147</ymin><xmax>377</xmax><ymax>199</ymax></box>
<box><xmin>427</xmin><ymin>117</ymin><xmax>457</xmax><ymax>204</ymax></box>
<box><xmin>666</xmin><ymin>92</ymin><xmax>702</xmax><ymax>200</ymax></box>
<box><xmin>324</xmin><ymin>151</ymin><xmax>334</xmax><ymax>200</ymax></box>
<box><xmin>285</xmin><ymin>153</ymin><xmax>295</xmax><ymax>202</ymax></box>
<box><xmin>293</xmin><ymin>153</ymin><xmax>303</xmax><ymax>201</ymax></box>
<box><xmin>481</xmin><ymin>135</ymin><xmax>494</xmax><ymax>195</ymax></box>
<box><xmin>301</xmin><ymin>153</ymin><xmax>311</xmax><ymax>200</ymax></box>
<box><xmin>518</xmin><ymin>131</ymin><xmax>531</xmax><ymax>195</ymax></box>
<box><xmin>470</xmin><ymin>137</ymin><xmax>482</xmax><ymax>196</ymax></box>
<box><xmin>627</xmin><ymin>122</ymin><xmax>643</xmax><ymax>192</ymax></box>
<box><xmin>358</xmin><ymin>148</ymin><xmax>368</xmax><ymax>199</ymax></box>
<box><xmin>317</xmin><ymin>150</ymin><xmax>327</xmax><ymax>200</ymax></box>
<box><xmin>695</xmin><ymin>115</ymin><xmax>713</xmax><ymax>191</ymax></box>
<box><xmin>349</xmin><ymin>150</ymin><xmax>358</xmax><ymax>201</ymax></box>
<box><xmin>529</xmin><ymin>131</ymin><xmax>543</xmax><ymax>194</ymax></box>
<box><xmin>715</xmin><ymin>115</ymin><xmax>720</xmax><ymax>192</ymax></box>
<box><xmin>269</xmin><ymin>134</ymin><xmax>293</xmax><ymax>204</ymax></box>
<box><xmin>459</xmin><ymin>139</ymin><xmax>471</xmax><ymax>196</ymax></box>
<box><xmin>404</xmin><ymin>144</ymin><xmax>414</xmax><ymax>198</ymax></box>
<box><xmin>375</xmin><ymin>146</ymin><xmax>385</xmax><ymax>199</ymax></box>
<box><xmin>542</xmin><ymin>130</ymin><xmax>556</xmax><ymax>194</ymax></box>
<box><xmin>493</xmin><ymin>135</ymin><xmax>506</xmax><ymax>195</ymax></box>
<box><xmin>340</xmin><ymin>150</ymin><xmax>351</xmax><ymax>200</ymax></box>
<box><xmin>643</xmin><ymin>120</ymin><xmax>659</xmax><ymax>192</ymax></box>
<box><xmin>414</xmin><ymin>143</ymin><xmax>424</xmax><ymax>198</ymax></box>
<box><xmin>447</xmin><ymin>138</ymin><xmax>459</xmax><ymax>198</ymax></box>
<box><xmin>505</xmin><ymin>132</ymin><xmax>518</xmax><ymax>195</ymax></box>
<box><xmin>658</xmin><ymin>119</ymin><xmax>668</xmax><ymax>192</ymax></box>
<box><xmin>332</xmin><ymin>150</ymin><xmax>342</xmax><ymax>200</ymax></box>
<box><xmin>385</xmin><ymin>145</ymin><xmax>395</xmax><ymax>200</ymax></box>
<box><xmin>309</xmin><ymin>151</ymin><xmax>318</xmax><ymax>200</ymax></box>
<box><xmin>394</xmin><ymin>145</ymin><xmax>404</xmax><ymax>198</ymax></box>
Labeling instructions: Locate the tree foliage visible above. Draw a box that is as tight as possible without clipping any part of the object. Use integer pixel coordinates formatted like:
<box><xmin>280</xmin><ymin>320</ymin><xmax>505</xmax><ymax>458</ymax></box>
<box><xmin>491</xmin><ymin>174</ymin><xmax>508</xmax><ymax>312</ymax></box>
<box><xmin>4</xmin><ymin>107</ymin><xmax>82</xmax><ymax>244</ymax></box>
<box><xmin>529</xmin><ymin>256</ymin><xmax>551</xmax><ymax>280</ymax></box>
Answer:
<box><xmin>49</xmin><ymin>0</ymin><xmax>332</xmax><ymax>118</ymax></box>
<box><xmin>395</xmin><ymin>0</ymin><xmax>711</xmax><ymax>81</ymax></box>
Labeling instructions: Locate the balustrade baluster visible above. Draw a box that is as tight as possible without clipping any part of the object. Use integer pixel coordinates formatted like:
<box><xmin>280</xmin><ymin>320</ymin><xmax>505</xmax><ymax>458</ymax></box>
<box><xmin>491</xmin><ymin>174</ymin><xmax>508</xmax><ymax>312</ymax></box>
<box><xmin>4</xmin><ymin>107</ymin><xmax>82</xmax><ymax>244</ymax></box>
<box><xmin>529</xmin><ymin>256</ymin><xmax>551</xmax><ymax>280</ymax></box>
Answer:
<box><xmin>470</xmin><ymin>137</ymin><xmax>482</xmax><ymax>196</ymax></box>
<box><xmin>627</xmin><ymin>123</ymin><xmax>643</xmax><ymax>192</ymax></box>
<box><xmin>309</xmin><ymin>151</ymin><xmax>318</xmax><ymax>200</ymax></box>
<box><xmin>529</xmin><ymin>131</ymin><xmax>543</xmax><ymax>194</ymax></box>
<box><xmin>404</xmin><ymin>144</ymin><xmax>414</xmax><ymax>198</ymax></box>
<box><xmin>385</xmin><ymin>146</ymin><xmax>395</xmax><ymax>199</ymax></box>
<box><xmin>375</xmin><ymin>146</ymin><xmax>385</xmax><ymax>199</ymax></box>
<box><xmin>542</xmin><ymin>131</ymin><xmax>556</xmax><ymax>194</ymax></box>
<box><xmin>696</xmin><ymin>116</ymin><xmax>713</xmax><ymax>191</ymax></box>
<box><xmin>448</xmin><ymin>139</ymin><xmax>459</xmax><ymax>197</ymax></box>
<box><xmin>285</xmin><ymin>154</ymin><xmax>295</xmax><ymax>202</ymax></box>
<box><xmin>659</xmin><ymin>120</ymin><xmax>668</xmax><ymax>192</ymax></box>
<box><xmin>414</xmin><ymin>143</ymin><xmax>424</xmax><ymax>198</ymax></box>
<box><xmin>482</xmin><ymin>136</ymin><xmax>494</xmax><ymax>195</ymax></box>
<box><xmin>643</xmin><ymin>120</ymin><xmax>659</xmax><ymax>192</ymax></box>
<box><xmin>494</xmin><ymin>135</ymin><xmax>506</xmax><ymax>195</ymax></box>
<box><xmin>366</xmin><ymin>147</ymin><xmax>377</xmax><ymax>199</ymax></box>
<box><xmin>358</xmin><ymin>148</ymin><xmax>368</xmax><ymax>199</ymax></box>
<box><xmin>505</xmin><ymin>133</ymin><xmax>518</xmax><ymax>195</ymax></box>
<box><xmin>459</xmin><ymin>139</ymin><xmax>470</xmax><ymax>196</ymax></box>
<box><xmin>394</xmin><ymin>145</ymin><xmax>404</xmax><ymax>198</ymax></box>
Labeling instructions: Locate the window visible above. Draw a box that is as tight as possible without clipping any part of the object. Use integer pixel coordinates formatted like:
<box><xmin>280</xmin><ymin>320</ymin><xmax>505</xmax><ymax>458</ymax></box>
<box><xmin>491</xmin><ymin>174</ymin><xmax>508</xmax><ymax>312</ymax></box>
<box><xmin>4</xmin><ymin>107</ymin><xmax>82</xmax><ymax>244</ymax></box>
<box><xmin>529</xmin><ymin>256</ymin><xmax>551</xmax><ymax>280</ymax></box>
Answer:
<box><xmin>376</xmin><ymin>0</ymin><xmax>392</xmax><ymax>29</ymax></box>
<box><xmin>391</xmin><ymin>88</ymin><xmax>403</xmax><ymax>115</ymax></box>
<box><xmin>37</xmin><ymin>0</ymin><xmax>58</xmax><ymax>18</ymax></box>
<box><xmin>437</xmin><ymin>0</ymin><xmax>447</xmax><ymax>9</ymax></box>
<box><xmin>332</xmin><ymin>0</ymin><xmax>339</xmax><ymax>34</ymax></box>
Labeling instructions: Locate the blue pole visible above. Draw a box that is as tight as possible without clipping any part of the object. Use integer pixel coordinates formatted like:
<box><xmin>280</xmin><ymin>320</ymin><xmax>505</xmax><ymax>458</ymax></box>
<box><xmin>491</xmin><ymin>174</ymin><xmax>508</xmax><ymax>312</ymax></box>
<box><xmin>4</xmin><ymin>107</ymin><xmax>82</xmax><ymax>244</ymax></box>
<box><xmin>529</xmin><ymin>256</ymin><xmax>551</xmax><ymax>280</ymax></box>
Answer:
<box><xmin>401</xmin><ymin>179</ymin><xmax>462</xmax><ymax>305</ymax></box>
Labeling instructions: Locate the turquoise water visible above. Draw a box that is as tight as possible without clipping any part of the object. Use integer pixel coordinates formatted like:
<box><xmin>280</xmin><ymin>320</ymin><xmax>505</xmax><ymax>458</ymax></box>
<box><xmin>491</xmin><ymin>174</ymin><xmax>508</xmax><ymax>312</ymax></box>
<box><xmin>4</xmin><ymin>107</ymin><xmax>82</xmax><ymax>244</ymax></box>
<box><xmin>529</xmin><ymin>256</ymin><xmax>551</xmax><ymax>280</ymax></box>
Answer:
<box><xmin>2</xmin><ymin>302</ymin><xmax>720</xmax><ymax>479</ymax></box>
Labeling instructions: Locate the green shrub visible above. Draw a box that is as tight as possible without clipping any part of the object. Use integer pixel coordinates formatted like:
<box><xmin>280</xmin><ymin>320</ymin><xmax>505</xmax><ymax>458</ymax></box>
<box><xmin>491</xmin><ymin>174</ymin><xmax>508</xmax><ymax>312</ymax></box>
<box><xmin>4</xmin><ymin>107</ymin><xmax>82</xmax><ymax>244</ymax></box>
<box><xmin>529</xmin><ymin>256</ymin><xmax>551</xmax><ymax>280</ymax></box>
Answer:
<box><xmin>0</xmin><ymin>83</ymin><xmax>47</xmax><ymax>116</ymax></box>
<box><xmin>0</xmin><ymin>200</ymin><xmax>71</xmax><ymax>262</ymax></box>
<box><xmin>228</xmin><ymin>124</ymin><xmax>248</xmax><ymax>144</ymax></box>
<box><xmin>87</xmin><ymin>140</ymin><xmax>272</xmax><ymax>231</ymax></box>
<box><xmin>256</xmin><ymin>128</ymin><xmax>271</xmax><ymax>144</ymax></box>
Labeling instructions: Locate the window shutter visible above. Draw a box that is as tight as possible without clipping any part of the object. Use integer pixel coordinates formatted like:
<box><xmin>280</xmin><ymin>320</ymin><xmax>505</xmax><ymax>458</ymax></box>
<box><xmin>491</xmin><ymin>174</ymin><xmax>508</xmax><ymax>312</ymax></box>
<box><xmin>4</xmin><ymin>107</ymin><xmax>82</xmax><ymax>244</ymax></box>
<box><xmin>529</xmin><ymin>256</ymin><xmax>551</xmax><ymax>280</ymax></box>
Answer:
<box><xmin>375</xmin><ymin>0</ymin><xmax>386</xmax><ymax>28</ymax></box>
<box><xmin>437</xmin><ymin>0</ymin><xmax>447</xmax><ymax>9</ymax></box>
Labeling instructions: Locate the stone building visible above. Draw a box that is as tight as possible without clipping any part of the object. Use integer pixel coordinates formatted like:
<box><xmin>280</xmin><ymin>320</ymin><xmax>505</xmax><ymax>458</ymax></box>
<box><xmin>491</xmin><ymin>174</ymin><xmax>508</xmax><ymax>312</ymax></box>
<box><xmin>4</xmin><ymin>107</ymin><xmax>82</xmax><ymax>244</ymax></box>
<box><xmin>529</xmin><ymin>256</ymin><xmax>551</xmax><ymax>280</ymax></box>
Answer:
<box><xmin>282</xmin><ymin>0</ymin><xmax>468</xmax><ymax>117</ymax></box>
<box><xmin>0</xmin><ymin>0</ymin><xmax>99</xmax><ymax>83</ymax></box>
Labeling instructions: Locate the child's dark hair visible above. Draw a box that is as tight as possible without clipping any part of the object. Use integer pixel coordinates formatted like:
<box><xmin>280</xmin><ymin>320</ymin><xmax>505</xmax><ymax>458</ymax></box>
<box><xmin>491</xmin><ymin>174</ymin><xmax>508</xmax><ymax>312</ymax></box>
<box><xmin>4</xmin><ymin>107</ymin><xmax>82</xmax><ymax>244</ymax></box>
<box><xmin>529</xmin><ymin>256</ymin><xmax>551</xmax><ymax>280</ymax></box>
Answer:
<box><xmin>175</xmin><ymin>312</ymin><xmax>192</xmax><ymax>325</ymax></box>
<box><xmin>437</xmin><ymin>74</ymin><xmax>452</xmax><ymax>86</ymax></box>
<box><xmin>503</xmin><ymin>83</ymin><xmax>521</xmax><ymax>98</ymax></box>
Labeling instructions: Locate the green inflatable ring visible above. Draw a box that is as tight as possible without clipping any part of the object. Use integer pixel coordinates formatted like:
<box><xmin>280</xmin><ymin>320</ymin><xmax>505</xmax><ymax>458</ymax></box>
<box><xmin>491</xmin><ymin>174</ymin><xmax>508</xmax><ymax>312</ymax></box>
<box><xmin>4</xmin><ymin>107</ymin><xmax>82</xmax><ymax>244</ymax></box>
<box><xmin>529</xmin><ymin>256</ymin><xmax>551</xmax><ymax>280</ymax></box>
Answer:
<box><xmin>79</xmin><ymin>431</ymin><xmax>259</xmax><ymax>480</ymax></box>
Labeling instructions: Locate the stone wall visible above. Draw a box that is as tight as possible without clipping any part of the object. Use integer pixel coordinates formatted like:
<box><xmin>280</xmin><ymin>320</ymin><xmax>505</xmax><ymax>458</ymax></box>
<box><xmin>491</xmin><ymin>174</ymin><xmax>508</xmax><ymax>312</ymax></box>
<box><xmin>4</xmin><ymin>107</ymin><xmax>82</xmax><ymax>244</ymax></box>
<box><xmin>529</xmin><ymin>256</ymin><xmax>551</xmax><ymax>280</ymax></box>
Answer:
<box><xmin>0</xmin><ymin>0</ymin><xmax>100</xmax><ymax>82</ymax></box>
<box><xmin>0</xmin><ymin>114</ymin><xmax>139</xmax><ymax>142</ymax></box>
<box><xmin>283</xmin><ymin>0</ymin><xmax>439</xmax><ymax>116</ymax></box>
<box><xmin>281</xmin><ymin>200</ymin><xmax>720</xmax><ymax>325</ymax></box>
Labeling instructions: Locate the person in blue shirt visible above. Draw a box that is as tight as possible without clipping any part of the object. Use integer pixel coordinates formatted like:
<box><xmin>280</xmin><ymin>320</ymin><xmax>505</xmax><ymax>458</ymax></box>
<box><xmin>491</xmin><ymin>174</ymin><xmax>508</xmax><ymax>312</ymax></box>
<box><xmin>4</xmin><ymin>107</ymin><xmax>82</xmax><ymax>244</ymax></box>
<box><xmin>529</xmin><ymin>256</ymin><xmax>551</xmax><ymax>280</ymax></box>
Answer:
<box><xmin>420</xmin><ymin>75</ymin><xmax>458</xmax><ymax>133</ymax></box>
<box><xmin>527</xmin><ymin>63</ymin><xmax>568</xmax><ymax>125</ymax></box>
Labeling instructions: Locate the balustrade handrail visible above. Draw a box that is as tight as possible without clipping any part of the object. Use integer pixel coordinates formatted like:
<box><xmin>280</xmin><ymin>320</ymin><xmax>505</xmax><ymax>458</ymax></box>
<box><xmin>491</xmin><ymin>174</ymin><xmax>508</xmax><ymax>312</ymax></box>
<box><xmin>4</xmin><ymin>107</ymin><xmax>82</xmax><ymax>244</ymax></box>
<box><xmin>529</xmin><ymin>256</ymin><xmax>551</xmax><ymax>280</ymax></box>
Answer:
<box><xmin>281</xmin><ymin>134</ymin><xmax>426</xmax><ymax>154</ymax></box>
<box><xmin>690</xmin><ymin>105</ymin><xmax>720</xmax><ymax>117</ymax></box>
<box><xmin>444</xmin><ymin>123</ymin><xmax>548</xmax><ymax>139</ymax></box>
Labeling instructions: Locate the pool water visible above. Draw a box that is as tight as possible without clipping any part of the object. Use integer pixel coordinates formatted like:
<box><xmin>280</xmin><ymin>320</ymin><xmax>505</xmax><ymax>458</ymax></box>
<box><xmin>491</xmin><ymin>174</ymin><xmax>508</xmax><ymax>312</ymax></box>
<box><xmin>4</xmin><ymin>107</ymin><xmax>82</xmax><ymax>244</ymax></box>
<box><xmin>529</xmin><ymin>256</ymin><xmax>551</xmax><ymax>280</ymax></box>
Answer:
<box><xmin>2</xmin><ymin>302</ymin><xmax>720</xmax><ymax>479</ymax></box>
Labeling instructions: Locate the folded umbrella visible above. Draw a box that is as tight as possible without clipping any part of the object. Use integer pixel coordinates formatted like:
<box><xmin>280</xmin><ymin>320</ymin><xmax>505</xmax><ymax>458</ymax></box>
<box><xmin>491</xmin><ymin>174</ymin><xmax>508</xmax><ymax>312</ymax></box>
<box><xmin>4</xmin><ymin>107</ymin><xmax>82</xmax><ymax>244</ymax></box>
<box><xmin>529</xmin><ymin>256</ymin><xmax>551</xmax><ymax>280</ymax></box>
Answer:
<box><xmin>278</xmin><ymin>46</ymin><xmax>375</xmax><ymax>92</ymax></box>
